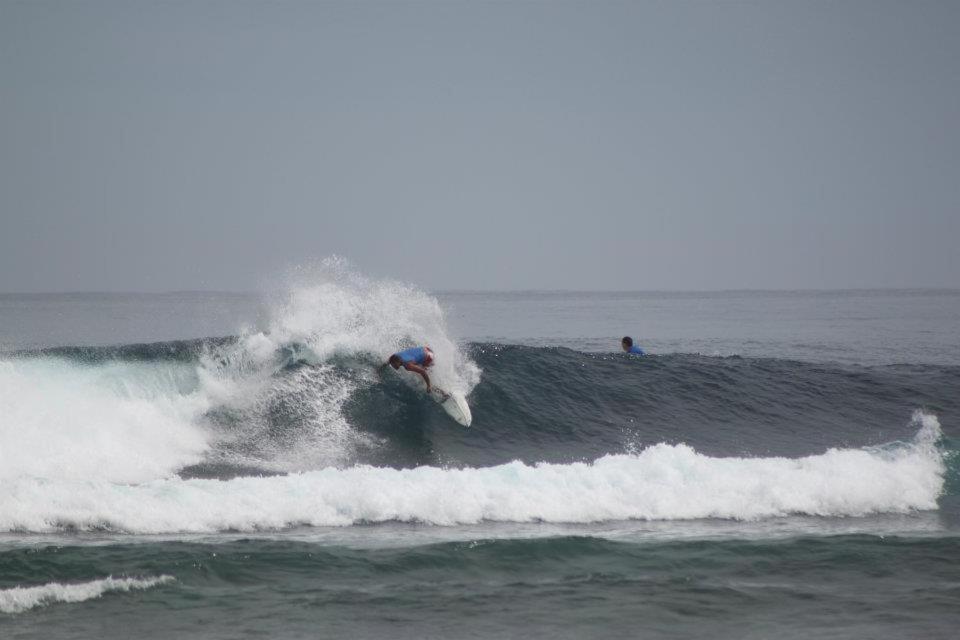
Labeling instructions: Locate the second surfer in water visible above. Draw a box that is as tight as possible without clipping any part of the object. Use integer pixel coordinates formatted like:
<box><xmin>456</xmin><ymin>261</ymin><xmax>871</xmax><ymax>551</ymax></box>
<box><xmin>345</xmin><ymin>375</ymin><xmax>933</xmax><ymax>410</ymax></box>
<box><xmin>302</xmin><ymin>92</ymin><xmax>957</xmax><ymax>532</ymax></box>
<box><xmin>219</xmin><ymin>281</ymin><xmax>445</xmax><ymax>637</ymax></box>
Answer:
<box><xmin>621</xmin><ymin>336</ymin><xmax>645</xmax><ymax>355</ymax></box>
<box><xmin>380</xmin><ymin>346</ymin><xmax>435</xmax><ymax>392</ymax></box>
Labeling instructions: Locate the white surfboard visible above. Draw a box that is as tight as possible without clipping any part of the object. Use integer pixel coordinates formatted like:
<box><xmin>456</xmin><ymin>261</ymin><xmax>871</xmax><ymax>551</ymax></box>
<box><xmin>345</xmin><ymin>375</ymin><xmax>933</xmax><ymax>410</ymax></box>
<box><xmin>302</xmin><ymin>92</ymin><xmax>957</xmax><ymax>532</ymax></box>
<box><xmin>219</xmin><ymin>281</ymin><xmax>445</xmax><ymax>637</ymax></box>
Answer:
<box><xmin>430</xmin><ymin>388</ymin><xmax>472</xmax><ymax>427</ymax></box>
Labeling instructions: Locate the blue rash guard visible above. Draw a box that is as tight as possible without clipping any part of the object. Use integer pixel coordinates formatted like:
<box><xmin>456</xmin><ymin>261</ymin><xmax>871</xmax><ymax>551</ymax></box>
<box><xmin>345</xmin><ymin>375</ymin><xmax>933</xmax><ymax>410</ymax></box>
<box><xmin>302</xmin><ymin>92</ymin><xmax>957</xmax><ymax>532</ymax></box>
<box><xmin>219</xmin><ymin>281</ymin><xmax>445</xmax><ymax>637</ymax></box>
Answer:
<box><xmin>395</xmin><ymin>346</ymin><xmax>428</xmax><ymax>366</ymax></box>
<box><xmin>627</xmin><ymin>345</ymin><xmax>645</xmax><ymax>355</ymax></box>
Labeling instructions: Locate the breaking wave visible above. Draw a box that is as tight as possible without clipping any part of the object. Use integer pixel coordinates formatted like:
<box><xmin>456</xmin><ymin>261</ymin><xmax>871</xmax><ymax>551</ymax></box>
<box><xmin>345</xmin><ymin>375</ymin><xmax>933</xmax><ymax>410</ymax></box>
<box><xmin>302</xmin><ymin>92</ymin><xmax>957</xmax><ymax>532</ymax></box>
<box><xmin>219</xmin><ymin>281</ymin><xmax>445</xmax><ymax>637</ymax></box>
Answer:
<box><xmin>0</xmin><ymin>413</ymin><xmax>945</xmax><ymax>533</ymax></box>
<box><xmin>0</xmin><ymin>576</ymin><xmax>174</xmax><ymax>614</ymax></box>
<box><xmin>0</xmin><ymin>262</ymin><xmax>955</xmax><ymax>535</ymax></box>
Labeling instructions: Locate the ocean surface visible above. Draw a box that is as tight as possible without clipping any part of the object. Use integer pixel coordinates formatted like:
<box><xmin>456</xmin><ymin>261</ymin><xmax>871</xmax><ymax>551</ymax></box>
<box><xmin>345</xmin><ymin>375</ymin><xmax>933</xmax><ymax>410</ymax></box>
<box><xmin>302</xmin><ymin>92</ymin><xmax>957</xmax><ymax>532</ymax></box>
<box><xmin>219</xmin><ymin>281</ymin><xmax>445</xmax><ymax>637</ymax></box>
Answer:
<box><xmin>1</xmin><ymin>272</ymin><xmax>958</xmax><ymax>639</ymax></box>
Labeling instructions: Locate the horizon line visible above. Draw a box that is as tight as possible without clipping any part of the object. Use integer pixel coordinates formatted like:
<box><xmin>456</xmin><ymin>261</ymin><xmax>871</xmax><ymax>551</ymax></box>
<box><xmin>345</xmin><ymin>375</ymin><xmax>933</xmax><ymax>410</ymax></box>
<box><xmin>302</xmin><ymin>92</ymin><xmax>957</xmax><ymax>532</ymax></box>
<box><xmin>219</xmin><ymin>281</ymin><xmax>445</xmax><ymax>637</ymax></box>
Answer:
<box><xmin>1</xmin><ymin>286</ymin><xmax>958</xmax><ymax>296</ymax></box>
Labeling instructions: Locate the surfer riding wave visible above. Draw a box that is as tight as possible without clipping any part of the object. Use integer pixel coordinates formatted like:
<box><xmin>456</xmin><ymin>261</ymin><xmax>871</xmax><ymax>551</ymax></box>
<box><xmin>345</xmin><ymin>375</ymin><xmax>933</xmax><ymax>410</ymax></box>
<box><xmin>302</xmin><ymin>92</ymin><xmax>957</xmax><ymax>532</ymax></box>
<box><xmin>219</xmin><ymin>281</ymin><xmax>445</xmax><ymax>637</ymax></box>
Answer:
<box><xmin>380</xmin><ymin>346</ymin><xmax>435</xmax><ymax>392</ymax></box>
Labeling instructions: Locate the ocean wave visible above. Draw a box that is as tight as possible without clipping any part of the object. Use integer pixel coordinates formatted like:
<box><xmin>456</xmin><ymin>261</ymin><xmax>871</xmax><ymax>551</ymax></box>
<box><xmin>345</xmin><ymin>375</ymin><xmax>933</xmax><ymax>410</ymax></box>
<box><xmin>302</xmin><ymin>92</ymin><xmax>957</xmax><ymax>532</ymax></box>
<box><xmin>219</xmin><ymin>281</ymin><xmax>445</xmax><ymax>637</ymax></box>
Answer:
<box><xmin>2</xmin><ymin>339</ymin><xmax>957</xmax><ymax>480</ymax></box>
<box><xmin>0</xmin><ymin>413</ymin><xmax>943</xmax><ymax>534</ymax></box>
<box><xmin>0</xmin><ymin>261</ymin><xmax>955</xmax><ymax>538</ymax></box>
<box><xmin>0</xmin><ymin>575</ymin><xmax>174</xmax><ymax>614</ymax></box>
<box><xmin>0</xmin><ymin>261</ymin><xmax>483</xmax><ymax>479</ymax></box>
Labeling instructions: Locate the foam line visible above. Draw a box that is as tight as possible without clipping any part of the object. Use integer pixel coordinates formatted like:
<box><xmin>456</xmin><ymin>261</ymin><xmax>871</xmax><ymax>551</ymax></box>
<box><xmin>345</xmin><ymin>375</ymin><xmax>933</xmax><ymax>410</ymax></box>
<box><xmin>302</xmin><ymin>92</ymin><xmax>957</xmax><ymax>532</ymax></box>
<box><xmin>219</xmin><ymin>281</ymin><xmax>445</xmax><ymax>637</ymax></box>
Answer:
<box><xmin>0</xmin><ymin>576</ymin><xmax>175</xmax><ymax>614</ymax></box>
<box><xmin>0</xmin><ymin>414</ymin><xmax>944</xmax><ymax>534</ymax></box>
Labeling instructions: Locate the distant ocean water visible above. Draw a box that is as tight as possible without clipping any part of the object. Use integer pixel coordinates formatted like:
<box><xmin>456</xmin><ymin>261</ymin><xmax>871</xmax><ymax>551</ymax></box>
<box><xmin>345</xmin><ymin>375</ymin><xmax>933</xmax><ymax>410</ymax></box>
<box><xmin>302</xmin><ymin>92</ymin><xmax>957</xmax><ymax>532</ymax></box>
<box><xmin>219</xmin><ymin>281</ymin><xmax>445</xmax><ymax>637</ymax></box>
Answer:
<box><xmin>1</xmin><ymin>273</ymin><xmax>959</xmax><ymax>639</ymax></box>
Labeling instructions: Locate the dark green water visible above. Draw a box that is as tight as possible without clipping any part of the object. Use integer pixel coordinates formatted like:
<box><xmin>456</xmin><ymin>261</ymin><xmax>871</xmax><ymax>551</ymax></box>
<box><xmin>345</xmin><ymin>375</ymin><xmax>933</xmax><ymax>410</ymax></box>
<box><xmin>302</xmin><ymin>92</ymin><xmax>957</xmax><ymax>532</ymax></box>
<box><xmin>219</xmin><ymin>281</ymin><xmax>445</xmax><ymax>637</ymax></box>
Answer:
<box><xmin>3</xmin><ymin>534</ymin><xmax>960</xmax><ymax>640</ymax></box>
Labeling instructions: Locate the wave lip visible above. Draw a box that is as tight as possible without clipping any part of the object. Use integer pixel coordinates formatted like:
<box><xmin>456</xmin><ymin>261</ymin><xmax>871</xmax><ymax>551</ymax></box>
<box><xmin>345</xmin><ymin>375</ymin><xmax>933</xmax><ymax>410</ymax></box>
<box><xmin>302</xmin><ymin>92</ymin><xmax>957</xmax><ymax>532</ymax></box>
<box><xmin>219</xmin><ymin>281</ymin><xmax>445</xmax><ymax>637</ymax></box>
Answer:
<box><xmin>1</xmin><ymin>414</ymin><xmax>944</xmax><ymax>534</ymax></box>
<box><xmin>0</xmin><ymin>575</ymin><xmax>174</xmax><ymax>614</ymax></box>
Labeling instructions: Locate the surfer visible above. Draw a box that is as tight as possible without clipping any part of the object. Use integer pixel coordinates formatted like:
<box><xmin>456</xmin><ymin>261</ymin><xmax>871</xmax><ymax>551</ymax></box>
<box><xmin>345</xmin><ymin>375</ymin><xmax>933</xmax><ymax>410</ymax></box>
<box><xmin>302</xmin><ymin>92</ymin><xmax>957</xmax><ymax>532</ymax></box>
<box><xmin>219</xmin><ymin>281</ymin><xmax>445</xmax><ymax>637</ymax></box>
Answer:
<box><xmin>621</xmin><ymin>336</ymin><xmax>645</xmax><ymax>355</ymax></box>
<box><xmin>380</xmin><ymin>346</ymin><xmax>435</xmax><ymax>392</ymax></box>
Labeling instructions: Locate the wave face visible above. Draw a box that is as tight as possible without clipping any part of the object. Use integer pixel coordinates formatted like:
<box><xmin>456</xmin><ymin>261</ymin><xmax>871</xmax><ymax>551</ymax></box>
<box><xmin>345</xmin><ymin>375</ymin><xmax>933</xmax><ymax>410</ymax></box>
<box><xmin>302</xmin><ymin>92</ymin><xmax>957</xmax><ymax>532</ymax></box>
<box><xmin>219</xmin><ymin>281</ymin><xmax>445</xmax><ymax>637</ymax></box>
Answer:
<box><xmin>0</xmin><ymin>265</ymin><xmax>956</xmax><ymax>534</ymax></box>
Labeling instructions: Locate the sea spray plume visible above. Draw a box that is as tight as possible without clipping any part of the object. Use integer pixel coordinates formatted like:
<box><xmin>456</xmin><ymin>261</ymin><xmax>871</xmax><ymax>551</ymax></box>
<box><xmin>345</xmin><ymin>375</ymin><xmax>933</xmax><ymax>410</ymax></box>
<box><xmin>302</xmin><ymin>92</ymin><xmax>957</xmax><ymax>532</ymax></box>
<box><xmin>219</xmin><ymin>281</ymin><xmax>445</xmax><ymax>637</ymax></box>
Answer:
<box><xmin>193</xmin><ymin>357</ymin><xmax>381</xmax><ymax>473</ymax></box>
<box><xmin>0</xmin><ymin>413</ymin><xmax>944</xmax><ymax>534</ymax></box>
<box><xmin>188</xmin><ymin>258</ymin><xmax>480</xmax><ymax>472</ymax></box>
<box><xmin>254</xmin><ymin>257</ymin><xmax>481</xmax><ymax>395</ymax></box>
<box><xmin>0</xmin><ymin>261</ymin><xmax>481</xmax><ymax>486</ymax></box>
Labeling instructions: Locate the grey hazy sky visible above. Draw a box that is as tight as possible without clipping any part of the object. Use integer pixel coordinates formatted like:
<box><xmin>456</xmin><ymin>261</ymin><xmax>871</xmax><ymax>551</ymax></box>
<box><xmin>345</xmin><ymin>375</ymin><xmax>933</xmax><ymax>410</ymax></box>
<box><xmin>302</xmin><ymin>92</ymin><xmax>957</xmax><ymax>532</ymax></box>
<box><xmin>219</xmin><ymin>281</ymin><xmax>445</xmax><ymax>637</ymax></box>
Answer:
<box><xmin>1</xmin><ymin>0</ymin><xmax>958</xmax><ymax>292</ymax></box>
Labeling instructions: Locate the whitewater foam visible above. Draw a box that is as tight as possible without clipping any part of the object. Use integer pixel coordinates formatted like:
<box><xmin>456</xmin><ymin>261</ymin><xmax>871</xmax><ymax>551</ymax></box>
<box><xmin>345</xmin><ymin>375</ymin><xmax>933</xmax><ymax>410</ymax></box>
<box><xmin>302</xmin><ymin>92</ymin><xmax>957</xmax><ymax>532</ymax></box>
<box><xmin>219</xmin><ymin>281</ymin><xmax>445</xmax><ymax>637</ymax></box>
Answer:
<box><xmin>0</xmin><ymin>413</ymin><xmax>944</xmax><ymax>534</ymax></box>
<box><xmin>0</xmin><ymin>260</ymin><xmax>480</xmax><ymax>480</ymax></box>
<box><xmin>174</xmin><ymin>259</ymin><xmax>482</xmax><ymax>472</ymax></box>
<box><xmin>0</xmin><ymin>359</ymin><xmax>209</xmax><ymax>483</ymax></box>
<box><xmin>197</xmin><ymin>361</ymin><xmax>381</xmax><ymax>472</ymax></box>
<box><xmin>0</xmin><ymin>575</ymin><xmax>175</xmax><ymax>614</ymax></box>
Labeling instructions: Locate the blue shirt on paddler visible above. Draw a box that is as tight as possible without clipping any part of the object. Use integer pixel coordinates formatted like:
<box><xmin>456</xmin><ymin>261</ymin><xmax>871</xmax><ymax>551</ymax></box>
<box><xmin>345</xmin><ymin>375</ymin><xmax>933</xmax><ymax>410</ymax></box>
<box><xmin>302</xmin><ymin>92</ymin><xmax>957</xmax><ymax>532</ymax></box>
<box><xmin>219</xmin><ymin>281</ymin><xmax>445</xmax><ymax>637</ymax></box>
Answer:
<box><xmin>395</xmin><ymin>346</ymin><xmax>428</xmax><ymax>366</ymax></box>
<box><xmin>627</xmin><ymin>345</ymin><xmax>645</xmax><ymax>355</ymax></box>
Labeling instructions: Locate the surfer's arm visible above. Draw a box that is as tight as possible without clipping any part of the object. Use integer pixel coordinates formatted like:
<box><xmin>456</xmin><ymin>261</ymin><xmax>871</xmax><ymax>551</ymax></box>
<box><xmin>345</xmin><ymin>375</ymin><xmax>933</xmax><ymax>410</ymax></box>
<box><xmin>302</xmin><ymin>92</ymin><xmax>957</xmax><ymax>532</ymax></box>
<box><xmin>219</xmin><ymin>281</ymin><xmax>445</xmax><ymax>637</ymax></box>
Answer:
<box><xmin>376</xmin><ymin>363</ymin><xmax>390</xmax><ymax>379</ymax></box>
<box><xmin>404</xmin><ymin>363</ymin><xmax>431</xmax><ymax>391</ymax></box>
